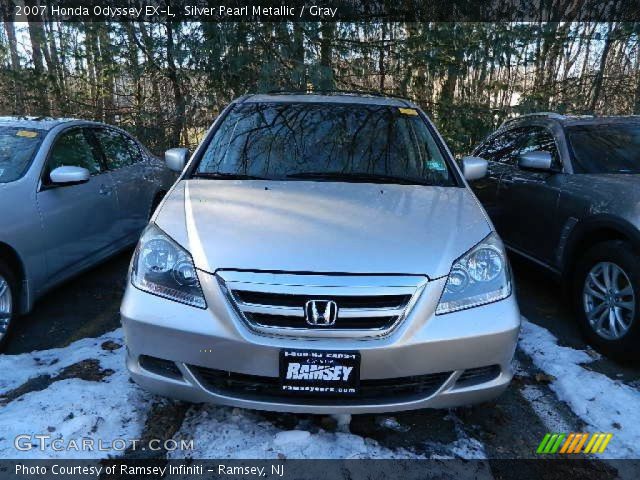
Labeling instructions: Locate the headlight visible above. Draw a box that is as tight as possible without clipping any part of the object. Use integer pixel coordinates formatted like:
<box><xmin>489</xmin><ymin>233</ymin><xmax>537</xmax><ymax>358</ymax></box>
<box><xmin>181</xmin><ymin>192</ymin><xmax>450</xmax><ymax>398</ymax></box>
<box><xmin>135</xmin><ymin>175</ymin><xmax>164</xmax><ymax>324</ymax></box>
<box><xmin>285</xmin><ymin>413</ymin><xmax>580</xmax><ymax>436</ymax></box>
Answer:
<box><xmin>131</xmin><ymin>224</ymin><xmax>206</xmax><ymax>308</ymax></box>
<box><xmin>436</xmin><ymin>232</ymin><xmax>511</xmax><ymax>315</ymax></box>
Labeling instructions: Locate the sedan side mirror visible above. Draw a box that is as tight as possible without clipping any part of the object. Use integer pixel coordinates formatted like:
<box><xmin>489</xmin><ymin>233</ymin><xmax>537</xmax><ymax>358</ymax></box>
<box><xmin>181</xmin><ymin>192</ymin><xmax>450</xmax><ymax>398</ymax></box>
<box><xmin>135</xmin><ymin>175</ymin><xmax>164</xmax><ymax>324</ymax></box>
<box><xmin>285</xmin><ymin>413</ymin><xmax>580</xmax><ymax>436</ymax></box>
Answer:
<box><xmin>518</xmin><ymin>151</ymin><xmax>553</xmax><ymax>171</ymax></box>
<box><xmin>461</xmin><ymin>156</ymin><xmax>488</xmax><ymax>181</ymax></box>
<box><xmin>165</xmin><ymin>148</ymin><xmax>189</xmax><ymax>173</ymax></box>
<box><xmin>49</xmin><ymin>166</ymin><xmax>90</xmax><ymax>185</ymax></box>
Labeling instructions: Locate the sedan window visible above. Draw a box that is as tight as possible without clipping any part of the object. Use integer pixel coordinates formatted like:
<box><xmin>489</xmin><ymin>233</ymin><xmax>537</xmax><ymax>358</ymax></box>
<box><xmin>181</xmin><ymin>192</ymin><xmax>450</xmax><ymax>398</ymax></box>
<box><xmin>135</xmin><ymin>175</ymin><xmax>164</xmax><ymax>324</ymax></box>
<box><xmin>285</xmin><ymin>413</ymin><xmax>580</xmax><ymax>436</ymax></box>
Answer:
<box><xmin>94</xmin><ymin>129</ymin><xmax>136</xmax><ymax>169</ymax></box>
<box><xmin>49</xmin><ymin>129</ymin><xmax>103</xmax><ymax>175</ymax></box>
<box><xmin>0</xmin><ymin>127</ymin><xmax>44</xmax><ymax>183</ymax></box>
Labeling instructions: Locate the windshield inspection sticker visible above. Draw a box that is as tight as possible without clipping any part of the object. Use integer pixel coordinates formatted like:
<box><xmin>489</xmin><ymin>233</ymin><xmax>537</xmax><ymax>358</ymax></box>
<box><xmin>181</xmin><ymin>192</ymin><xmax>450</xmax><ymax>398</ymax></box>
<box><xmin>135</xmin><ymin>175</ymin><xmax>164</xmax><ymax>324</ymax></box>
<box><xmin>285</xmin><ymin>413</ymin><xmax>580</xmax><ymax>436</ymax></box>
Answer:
<box><xmin>399</xmin><ymin>107</ymin><xmax>419</xmax><ymax>116</ymax></box>
<box><xmin>16</xmin><ymin>130</ymin><xmax>38</xmax><ymax>138</ymax></box>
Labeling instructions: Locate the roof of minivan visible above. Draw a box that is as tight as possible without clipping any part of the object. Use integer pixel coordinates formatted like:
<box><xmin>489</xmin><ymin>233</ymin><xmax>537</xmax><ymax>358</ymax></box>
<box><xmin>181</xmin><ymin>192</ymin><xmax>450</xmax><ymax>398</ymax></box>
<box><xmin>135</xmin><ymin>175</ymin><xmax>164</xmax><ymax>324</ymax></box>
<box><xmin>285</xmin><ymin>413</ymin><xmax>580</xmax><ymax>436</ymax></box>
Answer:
<box><xmin>242</xmin><ymin>93</ymin><xmax>415</xmax><ymax>107</ymax></box>
<box><xmin>0</xmin><ymin>116</ymin><xmax>77</xmax><ymax>131</ymax></box>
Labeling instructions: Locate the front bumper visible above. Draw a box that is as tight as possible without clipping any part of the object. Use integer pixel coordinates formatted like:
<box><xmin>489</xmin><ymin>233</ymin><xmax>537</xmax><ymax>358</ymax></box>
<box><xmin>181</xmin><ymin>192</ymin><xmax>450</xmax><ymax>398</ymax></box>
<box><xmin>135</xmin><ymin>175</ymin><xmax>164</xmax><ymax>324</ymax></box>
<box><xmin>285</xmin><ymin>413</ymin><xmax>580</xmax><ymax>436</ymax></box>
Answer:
<box><xmin>121</xmin><ymin>272</ymin><xmax>520</xmax><ymax>414</ymax></box>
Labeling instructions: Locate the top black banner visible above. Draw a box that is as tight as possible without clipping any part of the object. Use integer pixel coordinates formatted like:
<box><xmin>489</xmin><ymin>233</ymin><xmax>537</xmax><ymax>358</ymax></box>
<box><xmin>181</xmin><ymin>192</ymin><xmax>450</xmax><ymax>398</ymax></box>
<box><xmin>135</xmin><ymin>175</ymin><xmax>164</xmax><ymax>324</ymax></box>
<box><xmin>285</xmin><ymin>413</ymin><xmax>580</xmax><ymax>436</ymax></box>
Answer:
<box><xmin>4</xmin><ymin>0</ymin><xmax>640</xmax><ymax>22</ymax></box>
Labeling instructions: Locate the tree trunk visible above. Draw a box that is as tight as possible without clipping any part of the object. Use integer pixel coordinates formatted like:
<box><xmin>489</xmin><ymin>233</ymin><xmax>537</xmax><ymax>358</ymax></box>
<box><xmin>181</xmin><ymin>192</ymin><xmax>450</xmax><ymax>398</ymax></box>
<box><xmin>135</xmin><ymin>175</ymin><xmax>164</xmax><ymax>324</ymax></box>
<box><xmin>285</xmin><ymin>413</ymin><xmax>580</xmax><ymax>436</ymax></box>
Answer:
<box><xmin>378</xmin><ymin>22</ymin><xmax>386</xmax><ymax>92</ymax></box>
<box><xmin>292</xmin><ymin>22</ymin><xmax>305</xmax><ymax>89</ymax></box>
<box><xmin>97</xmin><ymin>24</ymin><xmax>115</xmax><ymax>123</ymax></box>
<box><xmin>588</xmin><ymin>24</ymin><xmax>614</xmax><ymax>114</ymax></box>
<box><xmin>3</xmin><ymin>9</ymin><xmax>23</xmax><ymax>113</ymax></box>
<box><xmin>165</xmin><ymin>22</ymin><xmax>185</xmax><ymax>146</ymax></box>
<box><xmin>319</xmin><ymin>22</ymin><xmax>335</xmax><ymax>90</ymax></box>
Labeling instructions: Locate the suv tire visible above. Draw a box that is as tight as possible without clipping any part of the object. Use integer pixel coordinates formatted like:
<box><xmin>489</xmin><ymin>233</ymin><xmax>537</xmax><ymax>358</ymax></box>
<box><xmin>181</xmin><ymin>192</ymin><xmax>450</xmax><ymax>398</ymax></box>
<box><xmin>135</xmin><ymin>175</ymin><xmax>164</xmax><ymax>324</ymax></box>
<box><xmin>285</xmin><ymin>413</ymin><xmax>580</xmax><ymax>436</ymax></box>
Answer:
<box><xmin>573</xmin><ymin>240</ymin><xmax>640</xmax><ymax>362</ymax></box>
<box><xmin>0</xmin><ymin>259</ymin><xmax>17</xmax><ymax>351</ymax></box>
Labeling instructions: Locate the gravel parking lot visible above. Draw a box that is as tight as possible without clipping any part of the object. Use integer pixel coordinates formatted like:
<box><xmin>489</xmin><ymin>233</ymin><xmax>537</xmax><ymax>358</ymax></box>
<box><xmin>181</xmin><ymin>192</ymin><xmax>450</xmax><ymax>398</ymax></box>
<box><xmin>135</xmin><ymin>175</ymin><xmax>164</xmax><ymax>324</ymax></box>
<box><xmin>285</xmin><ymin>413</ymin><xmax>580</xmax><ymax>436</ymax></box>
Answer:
<box><xmin>1</xmin><ymin>250</ymin><xmax>639</xmax><ymax>475</ymax></box>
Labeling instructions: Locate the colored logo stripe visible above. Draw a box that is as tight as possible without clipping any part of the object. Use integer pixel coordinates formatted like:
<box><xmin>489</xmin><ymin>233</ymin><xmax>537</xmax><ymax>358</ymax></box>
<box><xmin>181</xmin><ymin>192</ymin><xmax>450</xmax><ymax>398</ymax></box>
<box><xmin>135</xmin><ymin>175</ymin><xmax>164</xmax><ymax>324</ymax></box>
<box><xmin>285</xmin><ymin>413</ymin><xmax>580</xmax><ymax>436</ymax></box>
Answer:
<box><xmin>538</xmin><ymin>433</ymin><xmax>613</xmax><ymax>454</ymax></box>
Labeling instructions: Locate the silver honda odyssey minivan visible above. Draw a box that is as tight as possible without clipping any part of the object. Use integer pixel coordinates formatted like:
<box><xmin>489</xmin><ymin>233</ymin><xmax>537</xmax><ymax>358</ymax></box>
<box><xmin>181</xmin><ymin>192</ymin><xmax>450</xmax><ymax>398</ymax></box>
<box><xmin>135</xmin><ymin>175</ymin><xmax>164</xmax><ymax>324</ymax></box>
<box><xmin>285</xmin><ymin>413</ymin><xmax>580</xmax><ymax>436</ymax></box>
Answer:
<box><xmin>121</xmin><ymin>93</ymin><xmax>520</xmax><ymax>413</ymax></box>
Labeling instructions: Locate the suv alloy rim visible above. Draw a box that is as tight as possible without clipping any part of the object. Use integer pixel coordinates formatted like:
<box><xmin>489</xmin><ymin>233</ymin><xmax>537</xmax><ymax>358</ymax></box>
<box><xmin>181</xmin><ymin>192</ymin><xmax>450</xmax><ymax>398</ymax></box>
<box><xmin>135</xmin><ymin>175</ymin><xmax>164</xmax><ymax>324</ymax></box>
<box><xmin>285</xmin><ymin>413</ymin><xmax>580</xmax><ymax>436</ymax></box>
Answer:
<box><xmin>583</xmin><ymin>262</ymin><xmax>636</xmax><ymax>340</ymax></box>
<box><xmin>0</xmin><ymin>275</ymin><xmax>12</xmax><ymax>340</ymax></box>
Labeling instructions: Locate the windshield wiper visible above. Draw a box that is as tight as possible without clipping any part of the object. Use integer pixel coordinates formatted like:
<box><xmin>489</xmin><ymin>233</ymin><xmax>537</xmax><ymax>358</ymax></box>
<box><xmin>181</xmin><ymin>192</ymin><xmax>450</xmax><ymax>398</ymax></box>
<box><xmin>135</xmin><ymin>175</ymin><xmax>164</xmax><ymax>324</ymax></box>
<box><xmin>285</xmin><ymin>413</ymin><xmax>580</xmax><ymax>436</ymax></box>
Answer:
<box><xmin>286</xmin><ymin>172</ymin><xmax>434</xmax><ymax>186</ymax></box>
<box><xmin>192</xmin><ymin>172</ymin><xmax>267</xmax><ymax>180</ymax></box>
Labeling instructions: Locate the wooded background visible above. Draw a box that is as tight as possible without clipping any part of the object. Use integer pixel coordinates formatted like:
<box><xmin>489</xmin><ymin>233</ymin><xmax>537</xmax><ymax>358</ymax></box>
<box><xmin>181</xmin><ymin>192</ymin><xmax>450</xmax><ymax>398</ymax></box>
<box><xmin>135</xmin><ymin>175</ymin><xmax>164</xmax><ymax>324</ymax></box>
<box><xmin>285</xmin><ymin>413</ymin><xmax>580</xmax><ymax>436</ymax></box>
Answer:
<box><xmin>1</xmin><ymin>20</ymin><xmax>640</xmax><ymax>155</ymax></box>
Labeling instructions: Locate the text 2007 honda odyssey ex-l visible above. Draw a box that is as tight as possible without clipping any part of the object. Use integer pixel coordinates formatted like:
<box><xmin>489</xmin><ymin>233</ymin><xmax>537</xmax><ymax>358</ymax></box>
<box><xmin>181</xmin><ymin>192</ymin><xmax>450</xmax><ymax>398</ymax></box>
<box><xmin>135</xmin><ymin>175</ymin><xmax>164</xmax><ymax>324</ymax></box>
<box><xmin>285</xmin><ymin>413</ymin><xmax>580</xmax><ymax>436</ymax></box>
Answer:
<box><xmin>121</xmin><ymin>93</ymin><xmax>520</xmax><ymax>413</ymax></box>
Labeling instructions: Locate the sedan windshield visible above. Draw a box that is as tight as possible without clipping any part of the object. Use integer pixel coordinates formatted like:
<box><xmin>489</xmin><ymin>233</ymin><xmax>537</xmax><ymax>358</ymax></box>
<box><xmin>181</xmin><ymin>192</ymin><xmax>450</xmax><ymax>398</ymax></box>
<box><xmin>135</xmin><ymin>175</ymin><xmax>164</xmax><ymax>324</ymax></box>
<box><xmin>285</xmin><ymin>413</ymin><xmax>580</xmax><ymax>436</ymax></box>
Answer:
<box><xmin>195</xmin><ymin>103</ymin><xmax>455</xmax><ymax>186</ymax></box>
<box><xmin>567</xmin><ymin>123</ymin><xmax>640</xmax><ymax>174</ymax></box>
<box><xmin>0</xmin><ymin>127</ymin><xmax>45</xmax><ymax>183</ymax></box>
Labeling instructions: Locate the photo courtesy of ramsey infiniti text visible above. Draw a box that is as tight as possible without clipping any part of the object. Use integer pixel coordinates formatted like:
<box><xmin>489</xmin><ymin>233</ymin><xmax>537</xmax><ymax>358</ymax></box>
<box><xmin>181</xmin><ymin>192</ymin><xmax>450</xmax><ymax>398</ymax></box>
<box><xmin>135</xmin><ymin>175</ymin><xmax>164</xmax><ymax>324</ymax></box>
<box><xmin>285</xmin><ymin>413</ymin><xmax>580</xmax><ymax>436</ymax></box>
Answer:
<box><xmin>121</xmin><ymin>93</ymin><xmax>520</xmax><ymax>413</ymax></box>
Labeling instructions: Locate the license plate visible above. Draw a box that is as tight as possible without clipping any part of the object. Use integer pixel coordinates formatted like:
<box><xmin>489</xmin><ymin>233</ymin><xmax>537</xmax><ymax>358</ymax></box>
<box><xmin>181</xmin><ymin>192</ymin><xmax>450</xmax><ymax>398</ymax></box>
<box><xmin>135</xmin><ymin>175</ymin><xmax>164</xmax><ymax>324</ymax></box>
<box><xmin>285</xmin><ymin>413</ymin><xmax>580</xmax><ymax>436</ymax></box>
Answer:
<box><xmin>280</xmin><ymin>349</ymin><xmax>360</xmax><ymax>396</ymax></box>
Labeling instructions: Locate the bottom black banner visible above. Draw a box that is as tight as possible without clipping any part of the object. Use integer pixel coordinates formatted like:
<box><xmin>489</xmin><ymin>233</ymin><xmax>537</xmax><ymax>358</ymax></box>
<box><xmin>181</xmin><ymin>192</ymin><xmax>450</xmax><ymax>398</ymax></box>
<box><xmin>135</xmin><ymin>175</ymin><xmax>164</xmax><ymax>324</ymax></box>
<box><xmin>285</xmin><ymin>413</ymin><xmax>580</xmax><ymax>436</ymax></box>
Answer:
<box><xmin>1</xmin><ymin>459</ymin><xmax>639</xmax><ymax>480</ymax></box>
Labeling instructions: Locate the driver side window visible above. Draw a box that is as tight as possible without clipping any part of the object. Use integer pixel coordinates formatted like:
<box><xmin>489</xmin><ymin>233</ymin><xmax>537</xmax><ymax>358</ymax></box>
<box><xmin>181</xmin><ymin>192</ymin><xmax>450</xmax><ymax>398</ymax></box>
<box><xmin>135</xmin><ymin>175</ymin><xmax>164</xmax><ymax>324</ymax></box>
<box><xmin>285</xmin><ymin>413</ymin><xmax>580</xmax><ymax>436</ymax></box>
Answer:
<box><xmin>48</xmin><ymin>129</ymin><xmax>103</xmax><ymax>177</ymax></box>
<box><xmin>476</xmin><ymin>128</ymin><xmax>525</xmax><ymax>166</ymax></box>
<box><xmin>516</xmin><ymin>127</ymin><xmax>562</xmax><ymax>170</ymax></box>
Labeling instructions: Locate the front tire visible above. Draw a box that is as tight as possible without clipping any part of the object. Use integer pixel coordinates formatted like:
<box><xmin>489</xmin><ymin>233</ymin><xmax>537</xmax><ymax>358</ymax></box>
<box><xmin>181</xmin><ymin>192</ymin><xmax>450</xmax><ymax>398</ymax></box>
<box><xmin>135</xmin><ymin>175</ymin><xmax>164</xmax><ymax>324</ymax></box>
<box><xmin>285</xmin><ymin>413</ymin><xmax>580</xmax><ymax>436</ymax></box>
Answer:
<box><xmin>573</xmin><ymin>241</ymin><xmax>640</xmax><ymax>362</ymax></box>
<box><xmin>0</xmin><ymin>259</ymin><xmax>17</xmax><ymax>351</ymax></box>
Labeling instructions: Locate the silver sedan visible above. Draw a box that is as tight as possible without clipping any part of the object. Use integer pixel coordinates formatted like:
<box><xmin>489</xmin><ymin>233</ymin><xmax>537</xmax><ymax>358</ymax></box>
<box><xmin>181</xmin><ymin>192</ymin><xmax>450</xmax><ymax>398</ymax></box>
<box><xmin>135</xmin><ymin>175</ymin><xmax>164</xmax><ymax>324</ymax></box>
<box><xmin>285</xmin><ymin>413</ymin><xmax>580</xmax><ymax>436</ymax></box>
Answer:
<box><xmin>0</xmin><ymin>117</ymin><xmax>176</xmax><ymax>349</ymax></box>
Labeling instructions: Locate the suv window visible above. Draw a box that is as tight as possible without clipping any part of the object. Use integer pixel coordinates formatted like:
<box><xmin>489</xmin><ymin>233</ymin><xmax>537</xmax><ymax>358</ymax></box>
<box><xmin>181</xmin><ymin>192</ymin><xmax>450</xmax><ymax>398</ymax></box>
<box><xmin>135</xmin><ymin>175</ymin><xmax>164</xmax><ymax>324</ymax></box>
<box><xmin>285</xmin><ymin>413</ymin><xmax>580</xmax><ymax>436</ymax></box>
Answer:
<box><xmin>49</xmin><ymin>128</ymin><xmax>103</xmax><ymax>175</ymax></box>
<box><xmin>516</xmin><ymin>126</ymin><xmax>561</xmax><ymax>170</ymax></box>
<box><xmin>567</xmin><ymin>123</ymin><xmax>640</xmax><ymax>174</ymax></box>
<box><xmin>195</xmin><ymin>103</ymin><xmax>456</xmax><ymax>186</ymax></box>
<box><xmin>94</xmin><ymin>128</ymin><xmax>137</xmax><ymax>169</ymax></box>
<box><xmin>476</xmin><ymin>128</ymin><xmax>524</xmax><ymax>165</ymax></box>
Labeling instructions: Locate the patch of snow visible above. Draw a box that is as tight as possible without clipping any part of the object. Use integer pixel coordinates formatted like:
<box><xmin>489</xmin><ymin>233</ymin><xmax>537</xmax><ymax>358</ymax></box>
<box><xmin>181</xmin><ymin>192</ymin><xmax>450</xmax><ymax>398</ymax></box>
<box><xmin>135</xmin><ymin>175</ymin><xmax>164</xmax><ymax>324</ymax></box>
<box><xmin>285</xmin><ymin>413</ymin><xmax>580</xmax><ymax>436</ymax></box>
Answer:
<box><xmin>519</xmin><ymin>318</ymin><xmax>640</xmax><ymax>458</ymax></box>
<box><xmin>449</xmin><ymin>437</ymin><xmax>487</xmax><ymax>460</ymax></box>
<box><xmin>520</xmin><ymin>385</ymin><xmax>575</xmax><ymax>434</ymax></box>
<box><xmin>273</xmin><ymin>430</ymin><xmax>312</xmax><ymax>446</ymax></box>
<box><xmin>169</xmin><ymin>406</ymin><xmax>423</xmax><ymax>459</ymax></box>
<box><xmin>0</xmin><ymin>329</ymin><xmax>123</xmax><ymax>394</ymax></box>
<box><xmin>378</xmin><ymin>417</ymin><xmax>410</xmax><ymax>433</ymax></box>
<box><xmin>0</xmin><ymin>329</ymin><xmax>155</xmax><ymax>459</ymax></box>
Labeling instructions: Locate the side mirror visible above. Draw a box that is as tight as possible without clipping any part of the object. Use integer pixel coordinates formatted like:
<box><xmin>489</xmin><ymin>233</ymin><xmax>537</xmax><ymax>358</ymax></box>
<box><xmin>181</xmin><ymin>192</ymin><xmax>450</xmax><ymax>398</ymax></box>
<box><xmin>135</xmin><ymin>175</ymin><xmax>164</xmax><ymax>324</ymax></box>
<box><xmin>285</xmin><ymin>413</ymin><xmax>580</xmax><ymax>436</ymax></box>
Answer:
<box><xmin>461</xmin><ymin>156</ymin><xmax>488</xmax><ymax>181</ymax></box>
<box><xmin>49</xmin><ymin>166</ymin><xmax>90</xmax><ymax>185</ymax></box>
<box><xmin>518</xmin><ymin>151</ymin><xmax>553</xmax><ymax>171</ymax></box>
<box><xmin>165</xmin><ymin>148</ymin><xmax>189</xmax><ymax>173</ymax></box>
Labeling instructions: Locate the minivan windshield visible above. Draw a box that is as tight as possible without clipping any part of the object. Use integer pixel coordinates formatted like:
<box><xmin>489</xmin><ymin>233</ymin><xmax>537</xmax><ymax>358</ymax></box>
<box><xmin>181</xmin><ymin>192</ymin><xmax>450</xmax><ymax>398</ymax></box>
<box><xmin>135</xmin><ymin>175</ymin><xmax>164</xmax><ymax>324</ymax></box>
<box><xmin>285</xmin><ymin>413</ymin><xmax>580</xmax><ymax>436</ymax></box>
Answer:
<box><xmin>0</xmin><ymin>127</ymin><xmax>44</xmax><ymax>183</ymax></box>
<box><xmin>567</xmin><ymin>123</ymin><xmax>640</xmax><ymax>174</ymax></box>
<box><xmin>195</xmin><ymin>103</ymin><xmax>456</xmax><ymax>186</ymax></box>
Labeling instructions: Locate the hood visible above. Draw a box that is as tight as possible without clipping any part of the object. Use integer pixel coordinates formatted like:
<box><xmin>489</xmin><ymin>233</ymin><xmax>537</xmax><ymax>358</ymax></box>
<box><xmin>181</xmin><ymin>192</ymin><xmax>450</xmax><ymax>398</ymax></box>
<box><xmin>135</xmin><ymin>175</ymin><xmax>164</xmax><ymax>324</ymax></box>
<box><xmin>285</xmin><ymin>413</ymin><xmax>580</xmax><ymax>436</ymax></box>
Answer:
<box><xmin>155</xmin><ymin>180</ymin><xmax>492</xmax><ymax>278</ymax></box>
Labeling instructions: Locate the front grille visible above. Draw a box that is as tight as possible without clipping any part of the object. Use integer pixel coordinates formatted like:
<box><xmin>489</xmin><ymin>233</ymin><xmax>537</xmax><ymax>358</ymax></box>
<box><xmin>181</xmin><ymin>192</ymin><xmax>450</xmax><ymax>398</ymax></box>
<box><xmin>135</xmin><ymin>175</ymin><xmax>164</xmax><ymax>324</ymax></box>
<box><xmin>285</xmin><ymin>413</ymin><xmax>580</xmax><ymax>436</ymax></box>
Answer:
<box><xmin>234</xmin><ymin>291</ymin><xmax>412</xmax><ymax>309</ymax></box>
<box><xmin>247</xmin><ymin>313</ymin><xmax>396</xmax><ymax>330</ymax></box>
<box><xmin>189</xmin><ymin>365</ymin><xmax>452</xmax><ymax>404</ymax></box>
<box><xmin>217</xmin><ymin>271</ymin><xmax>426</xmax><ymax>338</ymax></box>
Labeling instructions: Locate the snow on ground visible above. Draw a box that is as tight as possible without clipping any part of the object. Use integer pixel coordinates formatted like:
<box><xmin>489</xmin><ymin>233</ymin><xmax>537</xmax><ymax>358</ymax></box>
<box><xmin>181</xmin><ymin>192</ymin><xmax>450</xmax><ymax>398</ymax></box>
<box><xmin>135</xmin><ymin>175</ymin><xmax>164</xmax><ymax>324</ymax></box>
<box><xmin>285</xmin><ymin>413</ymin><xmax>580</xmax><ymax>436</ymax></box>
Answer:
<box><xmin>0</xmin><ymin>329</ymin><xmax>124</xmax><ymax>394</ymax></box>
<box><xmin>1</xmin><ymin>329</ymin><xmax>480</xmax><ymax>461</ymax></box>
<box><xmin>0</xmin><ymin>329</ymin><xmax>155</xmax><ymax>459</ymax></box>
<box><xmin>519</xmin><ymin>318</ymin><xmax>640</xmax><ymax>458</ymax></box>
<box><xmin>2</xmin><ymin>318</ymin><xmax>637</xmax><ymax>461</ymax></box>
<box><xmin>169</xmin><ymin>405</ymin><xmax>487</xmax><ymax>460</ymax></box>
<box><xmin>520</xmin><ymin>385</ymin><xmax>575</xmax><ymax>434</ymax></box>
<box><xmin>168</xmin><ymin>405</ymin><xmax>423</xmax><ymax>459</ymax></box>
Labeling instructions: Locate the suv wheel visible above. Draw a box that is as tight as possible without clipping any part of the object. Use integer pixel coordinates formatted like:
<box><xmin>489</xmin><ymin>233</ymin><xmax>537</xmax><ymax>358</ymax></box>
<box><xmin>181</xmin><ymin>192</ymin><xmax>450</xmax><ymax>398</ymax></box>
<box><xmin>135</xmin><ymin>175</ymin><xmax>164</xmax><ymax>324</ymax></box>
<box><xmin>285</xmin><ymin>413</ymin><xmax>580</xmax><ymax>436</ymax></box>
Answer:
<box><xmin>0</xmin><ymin>259</ymin><xmax>16</xmax><ymax>350</ymax></box>
<box><xmin>573</xmin><ymin>241</ymin><xmax>640</xmax><ymax>362</ymax></box>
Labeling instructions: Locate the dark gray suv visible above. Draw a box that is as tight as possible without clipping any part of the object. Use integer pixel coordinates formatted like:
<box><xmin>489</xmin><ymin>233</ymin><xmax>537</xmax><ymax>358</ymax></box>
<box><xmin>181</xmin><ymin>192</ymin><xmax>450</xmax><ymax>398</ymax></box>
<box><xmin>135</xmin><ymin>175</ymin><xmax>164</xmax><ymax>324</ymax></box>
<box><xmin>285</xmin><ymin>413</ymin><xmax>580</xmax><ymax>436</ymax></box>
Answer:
<box><xmin>468</xmin><ymin>113</ymin><xmax>640</xmax><ymax>361</ymax></box>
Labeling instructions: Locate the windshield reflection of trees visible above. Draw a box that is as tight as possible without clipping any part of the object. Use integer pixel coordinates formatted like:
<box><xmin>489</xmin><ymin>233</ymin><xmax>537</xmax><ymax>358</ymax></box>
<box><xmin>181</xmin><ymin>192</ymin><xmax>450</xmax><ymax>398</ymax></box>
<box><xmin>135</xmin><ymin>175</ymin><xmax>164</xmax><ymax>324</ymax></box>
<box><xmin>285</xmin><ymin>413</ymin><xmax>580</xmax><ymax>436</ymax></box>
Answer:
<box><xmin>200</xmin><ymin>103</ymin><xmax>451</xmax><ymax>185</ymax></box>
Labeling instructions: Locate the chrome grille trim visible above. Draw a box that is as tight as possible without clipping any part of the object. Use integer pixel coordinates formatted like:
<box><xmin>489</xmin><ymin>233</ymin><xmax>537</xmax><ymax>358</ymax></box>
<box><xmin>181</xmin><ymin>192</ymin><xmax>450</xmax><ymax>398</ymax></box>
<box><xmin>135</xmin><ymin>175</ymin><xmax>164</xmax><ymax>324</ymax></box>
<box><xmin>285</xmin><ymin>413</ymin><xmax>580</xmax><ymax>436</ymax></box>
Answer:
<box><xmin>217</xmin><ymin>271</ymin><xmax>427</xmax><ymax>338</ymax></box>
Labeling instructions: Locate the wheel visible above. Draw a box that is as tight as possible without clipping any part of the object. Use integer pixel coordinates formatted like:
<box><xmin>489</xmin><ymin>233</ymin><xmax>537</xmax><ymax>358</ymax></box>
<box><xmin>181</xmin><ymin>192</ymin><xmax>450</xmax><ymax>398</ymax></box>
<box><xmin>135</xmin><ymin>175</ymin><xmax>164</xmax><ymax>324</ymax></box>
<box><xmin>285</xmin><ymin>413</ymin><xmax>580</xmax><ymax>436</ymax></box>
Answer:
<box><xmin>573</xmin><ymin>240</ymin><xmax>640</xmax><ymax>362</ymax></box>
<box><xmin>0</xmin><ymin>259</ymin><xmax>17</xmax><ymax>351</ymax></box>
